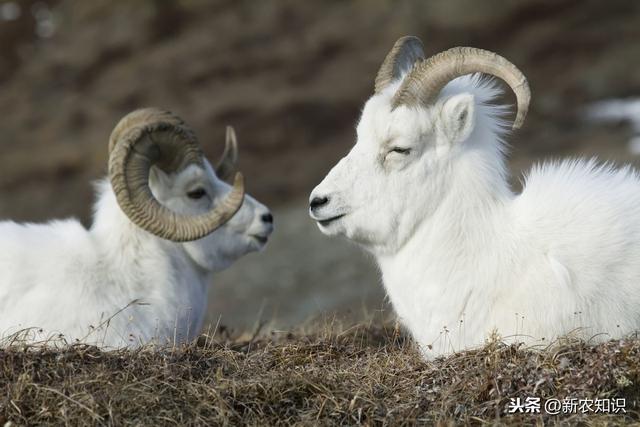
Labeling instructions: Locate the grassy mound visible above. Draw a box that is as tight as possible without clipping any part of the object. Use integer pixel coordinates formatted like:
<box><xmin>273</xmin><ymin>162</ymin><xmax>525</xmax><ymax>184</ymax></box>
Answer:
<box><xmin>1</xmin><ymin>324</ymin><xmax>638</xmax><ymax>425</ymax></box>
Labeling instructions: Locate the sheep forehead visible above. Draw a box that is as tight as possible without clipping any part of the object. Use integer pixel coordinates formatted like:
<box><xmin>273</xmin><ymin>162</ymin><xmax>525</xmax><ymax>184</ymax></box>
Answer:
<box><xmin>174</xmin><ymin>163</ymin><xmax>211</xmax><ymax>187</ymax></box>
<box><xmin>357</xmin><ymin>93</ymin><xmax>434</xmax><ymax>151</ymax></box>
<box><xmin>149</xmin><ymin>163</ymin><xmax>211</xmax><ymax>200</ymax></box>
<box><xmin>357</xmin><ymin>95</ymin><xmax>394</xmax><ymax>150</ymax></box>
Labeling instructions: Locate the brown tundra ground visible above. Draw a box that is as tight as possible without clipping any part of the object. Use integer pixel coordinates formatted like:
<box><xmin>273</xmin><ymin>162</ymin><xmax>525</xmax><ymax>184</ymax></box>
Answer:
<box><xmin>1</xmin><ymin>324</ymin><xmax>640</xmax><ymax>425</ymax></box>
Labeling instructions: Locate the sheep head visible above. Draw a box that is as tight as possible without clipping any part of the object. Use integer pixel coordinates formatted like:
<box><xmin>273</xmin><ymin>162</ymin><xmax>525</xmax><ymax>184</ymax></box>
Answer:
<box><xmin>108</xmin><ymin>108</ymin><xmax>245</xmax><ymax>242</ymax></box>
<box><xmin>309</xmin><ymin>36</ymin><xmax>530</xmax><ymax>253</ymax></box>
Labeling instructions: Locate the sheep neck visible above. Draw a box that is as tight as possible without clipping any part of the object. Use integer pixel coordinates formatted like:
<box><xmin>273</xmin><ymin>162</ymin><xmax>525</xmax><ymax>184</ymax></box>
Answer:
<box><xmin>376</xmin><ymin>139</ymin><xmax>516</xmax><ymax>351</ymax></box>
<box><xmin>89</xmin><ymin>182</ymin><xmax>211</xmax><ymax>343</ymax></box>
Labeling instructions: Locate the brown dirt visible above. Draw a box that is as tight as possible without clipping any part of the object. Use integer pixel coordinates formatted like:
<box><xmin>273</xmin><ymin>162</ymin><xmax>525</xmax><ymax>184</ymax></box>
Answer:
<box><xmin>1</xmin><ymin>324</ymin><xmax>639</xmax><ymax>425</ymax></box>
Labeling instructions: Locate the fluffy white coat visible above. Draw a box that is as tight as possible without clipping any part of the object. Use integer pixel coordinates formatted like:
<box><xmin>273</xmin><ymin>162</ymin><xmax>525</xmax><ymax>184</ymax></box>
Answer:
<box><xmin>0</xmin><ymin>162</ymin><xmax>273</xmax><ymax>348</ymax></box>
<box><xmin>310</xmin><ymin>74</ymin><xmax>640</xmax><ymax>358</ymax></box>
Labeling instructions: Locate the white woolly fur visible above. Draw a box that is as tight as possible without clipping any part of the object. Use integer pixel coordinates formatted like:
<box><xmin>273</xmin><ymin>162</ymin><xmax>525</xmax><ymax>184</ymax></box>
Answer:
<box><xmin>311</xmin><ymin>73</ymin><xmax>640</xmax><ymax>358</ymax></box>
<box><xmin>0</xmin><ymin>160</ymin><xmax>273</xmax><ymax>348</ymax></box>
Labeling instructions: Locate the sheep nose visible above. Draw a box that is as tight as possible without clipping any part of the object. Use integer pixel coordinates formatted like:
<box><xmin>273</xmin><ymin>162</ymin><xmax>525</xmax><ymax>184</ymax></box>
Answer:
<box><xmin>310</xmin><ymin>196</ymin><xmax>329</xmax><ymax>210</ymax></box>
<box><xmin>261</xmin><ymin>213</ymin><xmax>273</xmax><ymax>224</ymax></box>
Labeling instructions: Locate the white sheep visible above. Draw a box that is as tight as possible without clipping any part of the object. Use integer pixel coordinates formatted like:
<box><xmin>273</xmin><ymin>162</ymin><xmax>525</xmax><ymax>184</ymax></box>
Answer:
<box><xmin>310</xmin><ymin>36</ymin><xmax>640</xmax><ymax>358</ymax></box>
<box><xmin>0</xmin><ymin>108</ymin><xmax>273</xmax><ymax>348</ymax></box>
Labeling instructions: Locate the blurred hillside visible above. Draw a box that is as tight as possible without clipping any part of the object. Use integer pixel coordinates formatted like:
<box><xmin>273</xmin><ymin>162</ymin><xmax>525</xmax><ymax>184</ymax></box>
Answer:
<box><xmin>1</xmin><ymin>0</ymin><xmax>639</xmax><ymax>329</ymax></box>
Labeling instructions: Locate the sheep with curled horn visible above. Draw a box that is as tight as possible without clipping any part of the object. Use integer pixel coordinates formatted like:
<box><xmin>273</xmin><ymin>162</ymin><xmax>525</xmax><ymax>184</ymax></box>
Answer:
<box><xmin>0</xmin><ymin>108</ymin><xmax>273</xmax><ymax>347</ymax></box>
<box><xmin>310</xmin><ymin>36</ymin><xmax>640</xmax><ymax>359</ymax></box>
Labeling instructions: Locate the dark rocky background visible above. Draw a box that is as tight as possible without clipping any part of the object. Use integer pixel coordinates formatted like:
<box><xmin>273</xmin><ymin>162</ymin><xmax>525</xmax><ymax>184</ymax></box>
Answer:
<box><xmin>1</xmin><ymin>0</ymin><xmax>639</xmax><ymax>330</ymax></box>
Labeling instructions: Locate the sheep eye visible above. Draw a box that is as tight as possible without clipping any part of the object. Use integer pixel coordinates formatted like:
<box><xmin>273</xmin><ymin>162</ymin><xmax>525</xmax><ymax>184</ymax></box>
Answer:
<box><xmin>187</xmin><ymin>188</ymin><xmax>207</xmax><ymax>200</ymax></box>
<box><xmin>390</xmin><ymin>147</ymin><xmax>411</xmax><ymax>155</ymax></box>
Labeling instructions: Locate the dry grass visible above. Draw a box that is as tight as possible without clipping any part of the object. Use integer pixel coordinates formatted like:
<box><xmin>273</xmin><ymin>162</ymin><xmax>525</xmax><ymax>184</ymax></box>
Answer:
<box><xmin>1</xmin><ymin>323</ymin><xmax>639</xmax><ymax>426</ymax></box>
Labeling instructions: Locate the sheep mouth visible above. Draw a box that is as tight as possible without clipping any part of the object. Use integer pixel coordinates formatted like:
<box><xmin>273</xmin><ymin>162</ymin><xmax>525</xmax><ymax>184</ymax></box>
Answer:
<box><xmin>250</xmin><ymin>234</ymin><xmax>269</xmax><ymax>244</ymax></box>
<box><xmin>318</xmin><ymin>214</ymin><xmax>346</xmax><ymax>227</ymax></box>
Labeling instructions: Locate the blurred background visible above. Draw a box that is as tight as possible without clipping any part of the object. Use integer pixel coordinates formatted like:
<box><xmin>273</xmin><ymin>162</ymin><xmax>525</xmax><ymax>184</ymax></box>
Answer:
<box><xmin>1</xmin><ymin>0</ymin><xmax>639</xmax><ymax>332</ymax></box>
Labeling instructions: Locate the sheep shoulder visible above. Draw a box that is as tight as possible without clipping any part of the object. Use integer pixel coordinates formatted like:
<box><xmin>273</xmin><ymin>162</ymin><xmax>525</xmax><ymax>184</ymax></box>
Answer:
<box><xmin>0</xmin><ymin>218</ymin><xmax>97</xmax><ymax>288</ymax></box>
<box><xmin>513</xmin><ymin>158</ymin><xmax>640</xmax><ymax>289</ymax></box>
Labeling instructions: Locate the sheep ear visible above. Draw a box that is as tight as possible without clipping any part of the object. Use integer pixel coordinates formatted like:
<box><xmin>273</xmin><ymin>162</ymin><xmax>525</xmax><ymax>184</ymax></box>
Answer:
<box><xmin>438</xmin><ymin>93</ymin><xmax>475</xmax><ymax>144</ymax></box>
<box><xmin>148</xmin><ymin>166</ymin><xmax>171</xmax><ymax>189</ymax></box>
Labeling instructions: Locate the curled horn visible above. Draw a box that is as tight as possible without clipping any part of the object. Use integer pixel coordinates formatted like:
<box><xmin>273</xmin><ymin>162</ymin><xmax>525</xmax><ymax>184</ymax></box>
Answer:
<box><xmin>215</xmin><ymin>126</ymin><xmax>239</xmax><ymax>181</ymax></box>
<box><xmin>108</xmin><ymin>108</ymin><xmax>245</xmax><ymax>242</ymax></box>
<box><xmin>392</xmin><ymin>46</ymin><xmax>531</xmax><ymax>129</ymax></box>
<box><xmin>374</xmin><ymin>36</ymin><xmax>425</xmax><ymax>93</ymax></box>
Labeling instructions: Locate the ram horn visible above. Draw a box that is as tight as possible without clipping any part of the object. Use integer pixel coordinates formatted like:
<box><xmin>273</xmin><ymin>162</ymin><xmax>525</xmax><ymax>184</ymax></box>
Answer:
<box><xmin>215</xmin><ymin>126</ymin><xmax>239</xmax><ymax>181</ymax></box>
<box><xmin>108</xmin><ymin>108</ymin><xmax>245</xmax><ymax>242</ymax></box>
<box><xmin>392</xmin><ymin>47</ymin><xmax>530</xmax><ymax>129</ymax></box>
<box><xmin>374</xmin><ymin>36</ymin><xmax>425</xmax><ymax>94</ymax></box>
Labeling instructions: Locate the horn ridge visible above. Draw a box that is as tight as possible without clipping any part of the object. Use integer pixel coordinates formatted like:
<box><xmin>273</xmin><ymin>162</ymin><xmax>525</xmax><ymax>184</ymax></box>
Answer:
<box><xmin>392</xmin><ymin>46</ymin><xmax>530</xmax><ymax>129</ymax></box>
<box><xmin>374</xmin><ymin>36</ymin><xmax>425</xmax><ymax>94</ymax></box>
<box><xmin>108</xmin><ymin>108</ymin><xmax>245</xmax><ymax>241</ymax></box>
